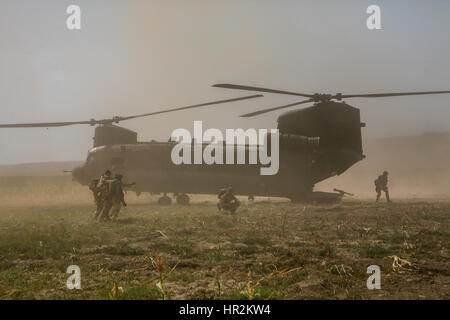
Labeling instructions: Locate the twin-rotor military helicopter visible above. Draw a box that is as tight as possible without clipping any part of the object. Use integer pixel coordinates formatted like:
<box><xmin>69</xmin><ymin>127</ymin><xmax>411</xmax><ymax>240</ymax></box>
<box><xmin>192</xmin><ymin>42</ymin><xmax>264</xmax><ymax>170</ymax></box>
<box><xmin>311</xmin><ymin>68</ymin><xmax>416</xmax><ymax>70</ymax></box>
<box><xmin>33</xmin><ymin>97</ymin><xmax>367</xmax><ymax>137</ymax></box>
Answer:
<box><xmin>2</xmin><ymin>84</ymin><xmax>450</xmax><ymax>204</ymax></box>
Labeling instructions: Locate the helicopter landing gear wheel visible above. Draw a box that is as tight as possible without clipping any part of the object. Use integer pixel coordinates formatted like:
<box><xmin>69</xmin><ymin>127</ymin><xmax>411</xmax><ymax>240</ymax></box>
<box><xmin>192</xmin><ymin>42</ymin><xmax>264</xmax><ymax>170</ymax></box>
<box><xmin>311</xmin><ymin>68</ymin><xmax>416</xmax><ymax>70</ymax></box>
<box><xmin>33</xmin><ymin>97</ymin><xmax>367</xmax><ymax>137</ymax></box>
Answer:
<box><xmin>176</xmin><ymin>194</ymin><xmax>190</xmax><ymax>205</ymax></box>
<box><xmin>158</xmin><ymin>194</ymin><xmax>172</xmax><ymax>205</ymax></box>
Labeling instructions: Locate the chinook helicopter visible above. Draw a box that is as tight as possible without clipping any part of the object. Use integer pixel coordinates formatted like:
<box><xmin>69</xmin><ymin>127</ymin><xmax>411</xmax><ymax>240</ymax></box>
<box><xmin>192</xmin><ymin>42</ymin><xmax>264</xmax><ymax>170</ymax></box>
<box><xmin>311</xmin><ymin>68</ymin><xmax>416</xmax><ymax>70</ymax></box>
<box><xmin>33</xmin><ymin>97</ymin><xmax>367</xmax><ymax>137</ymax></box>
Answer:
<box><xmin>1</xmin><ymin>85</ymin><xmax>450</xmax><ymax>204</ymax></box>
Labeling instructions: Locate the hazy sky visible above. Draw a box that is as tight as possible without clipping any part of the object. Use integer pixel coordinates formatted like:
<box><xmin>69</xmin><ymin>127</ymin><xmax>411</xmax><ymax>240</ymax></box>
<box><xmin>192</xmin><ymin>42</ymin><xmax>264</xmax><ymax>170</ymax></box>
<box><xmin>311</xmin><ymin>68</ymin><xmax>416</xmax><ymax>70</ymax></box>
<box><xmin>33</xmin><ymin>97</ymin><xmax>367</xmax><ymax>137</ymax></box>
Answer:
<box><xmin>1</xmin><ymin>0</ymin><xmax>450</xmax><ymax>164</ymax></box>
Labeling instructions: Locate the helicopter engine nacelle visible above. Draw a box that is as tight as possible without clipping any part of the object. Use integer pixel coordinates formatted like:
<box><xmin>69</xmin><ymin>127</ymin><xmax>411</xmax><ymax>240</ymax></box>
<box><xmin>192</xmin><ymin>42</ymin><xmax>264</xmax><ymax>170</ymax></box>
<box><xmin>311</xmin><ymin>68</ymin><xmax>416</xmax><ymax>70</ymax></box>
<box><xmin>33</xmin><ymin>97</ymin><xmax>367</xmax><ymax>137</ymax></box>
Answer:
<box><xmin>93</xmin><ymin>125</ymin><xmax>138</xmax><ymax>147</ymax></box>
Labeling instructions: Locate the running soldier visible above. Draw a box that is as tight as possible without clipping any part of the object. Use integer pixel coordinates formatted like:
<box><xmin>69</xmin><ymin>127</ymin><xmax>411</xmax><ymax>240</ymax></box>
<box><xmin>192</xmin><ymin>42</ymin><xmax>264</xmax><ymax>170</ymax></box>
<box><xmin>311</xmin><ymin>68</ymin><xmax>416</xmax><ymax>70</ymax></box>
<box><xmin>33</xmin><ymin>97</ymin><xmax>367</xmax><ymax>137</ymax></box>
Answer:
<box><xmin>89</xmin><ymin>178</ymin><xmax>102</xmax><ymax>220</ymax></box>
<box><xmin>98</xmin><ymin>170</ymin><xmax>112</xmax><ymax>187</ymax></box>
<box><xmin>97</xmin><ymin>170</ymin><xmax>114</xmax><ymax>221</ymax></box>
<box><xmin>99</xmin><ymin>174</ymin><xmax>135</xmax><ymax>221</ymax></box>
<box><xmin>374</xmin><ymin>171</ymin><xmax>391</xmax><ymax>203</ymax></box>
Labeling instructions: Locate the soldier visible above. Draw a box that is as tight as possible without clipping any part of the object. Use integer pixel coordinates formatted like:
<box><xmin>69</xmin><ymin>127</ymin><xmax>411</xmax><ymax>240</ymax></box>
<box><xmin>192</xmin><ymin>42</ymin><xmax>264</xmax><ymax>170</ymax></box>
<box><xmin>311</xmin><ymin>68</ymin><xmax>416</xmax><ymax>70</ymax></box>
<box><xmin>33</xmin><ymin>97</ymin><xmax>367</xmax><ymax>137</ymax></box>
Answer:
<box><xmin>96</xmin><ymin>170</ymin><xmax>114</xmax><ymax>221</ymax></box>
<box><xmin>98</xmin><ymin>170</ymin><xmax>112</xmax><ymax>187</ymax></box>
<box><xmin>88</xmin><ymin>178</ymin><xmax>102</xmax><ymax>220</ymax></box>
<box><xmin>374</xmin><ymin>171</ymin><xmax>391</xmax><ymax>203</ymax></box>
<box><xmin>100</xmin><ymin>174</ymin><xmax>135</xmax><ymax>221</ymax></box>
<box><xmin>109</xmin><ymin>174</ymin><xmax>132</xmax><ymax>220</ymax></box>
<box><xmin>217</xmin><ymin>187</ymin><xmax>240</xmax><ymax>214</ymax></box>
<box><xmin>97</xmin><ymin>170</ymin><xmax>113</xmax><ymax>221</ymax></box>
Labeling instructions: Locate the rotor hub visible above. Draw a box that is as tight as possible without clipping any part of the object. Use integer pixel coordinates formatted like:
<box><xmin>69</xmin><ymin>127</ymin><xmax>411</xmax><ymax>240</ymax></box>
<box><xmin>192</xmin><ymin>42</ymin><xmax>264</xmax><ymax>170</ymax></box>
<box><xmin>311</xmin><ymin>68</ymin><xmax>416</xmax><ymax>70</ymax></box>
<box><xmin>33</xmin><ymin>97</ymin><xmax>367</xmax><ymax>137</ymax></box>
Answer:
<box><xmin>312</xmin><ymin>93</ymin><xmax>335</xmax><ymax>103</ymax></box>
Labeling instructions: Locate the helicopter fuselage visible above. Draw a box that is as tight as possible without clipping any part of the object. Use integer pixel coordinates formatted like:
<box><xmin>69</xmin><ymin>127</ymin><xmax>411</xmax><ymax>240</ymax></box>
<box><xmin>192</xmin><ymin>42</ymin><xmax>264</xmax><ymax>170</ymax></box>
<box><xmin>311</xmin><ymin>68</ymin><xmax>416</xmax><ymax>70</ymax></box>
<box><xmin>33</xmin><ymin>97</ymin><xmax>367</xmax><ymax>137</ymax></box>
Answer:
<box><xmin>72</xmin><ymin>101</ymin><xmax>365</xmax><ymax>199</ymax></box>
<box><xmin>73</xmin><ymin>139</ymin><xmax>316</xmax><ymax>198</ymax></box>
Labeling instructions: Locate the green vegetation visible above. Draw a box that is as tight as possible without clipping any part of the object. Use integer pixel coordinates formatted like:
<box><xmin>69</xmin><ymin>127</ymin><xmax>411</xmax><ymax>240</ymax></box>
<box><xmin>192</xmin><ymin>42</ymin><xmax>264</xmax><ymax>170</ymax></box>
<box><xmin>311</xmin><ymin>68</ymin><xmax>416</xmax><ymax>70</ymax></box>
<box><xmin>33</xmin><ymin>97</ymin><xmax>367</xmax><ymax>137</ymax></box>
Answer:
<box><xmin>0</xmin><ymin>196</ymin><xmax>449</xmax><ymax>299</ymax></box>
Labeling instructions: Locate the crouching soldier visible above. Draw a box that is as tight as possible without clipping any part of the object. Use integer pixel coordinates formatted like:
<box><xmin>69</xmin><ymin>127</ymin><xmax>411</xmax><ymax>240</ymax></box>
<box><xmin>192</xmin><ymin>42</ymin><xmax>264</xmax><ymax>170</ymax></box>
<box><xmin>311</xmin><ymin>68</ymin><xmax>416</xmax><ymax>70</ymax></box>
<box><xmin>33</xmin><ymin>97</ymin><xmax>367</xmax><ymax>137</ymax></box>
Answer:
<box><xmin>217</xmin><ymin>187</ymin><xmax>240</xmax><ymax>214</ymax></box>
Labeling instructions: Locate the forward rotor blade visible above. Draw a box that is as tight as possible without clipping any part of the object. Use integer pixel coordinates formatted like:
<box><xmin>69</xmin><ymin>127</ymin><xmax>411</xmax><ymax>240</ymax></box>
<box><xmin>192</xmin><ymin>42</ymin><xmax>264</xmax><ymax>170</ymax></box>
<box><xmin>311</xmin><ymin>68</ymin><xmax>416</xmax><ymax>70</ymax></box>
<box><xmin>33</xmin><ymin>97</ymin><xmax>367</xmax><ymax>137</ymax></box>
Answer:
<box><xmin>240</xmin><ymin>99</ymin><xmax>314</xmax><ymax>118</ymax></box>
<box><xmin>213</xmin><ymin>84</ymin><xmax>313</xmax><ymax>98</ymax></box>
<box><xmin>119</xmin><ymin>94</ymin><xmax>263</xmax><ymax>121</ymax></box>
<box><xmin>0</xmin><ymin>120</ymin><xmax>94</xmax><ymax>128</ymax></box>
<box><xmin>341</xmin><ymin>90</ymin><xmax>450</xmax><ymax>99</ymax></box>
<box><xmin>0</xmin><ymin>95</ymin><xmax>263</xmax><ymax>128</ymax></box>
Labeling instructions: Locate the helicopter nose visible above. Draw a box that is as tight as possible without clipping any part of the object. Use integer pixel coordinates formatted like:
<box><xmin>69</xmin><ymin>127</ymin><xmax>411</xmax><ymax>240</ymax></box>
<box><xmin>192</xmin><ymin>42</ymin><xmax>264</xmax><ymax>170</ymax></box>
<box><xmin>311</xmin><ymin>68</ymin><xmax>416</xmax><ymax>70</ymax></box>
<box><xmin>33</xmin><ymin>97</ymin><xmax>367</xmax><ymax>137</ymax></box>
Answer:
<box><xmin>72</xmin><ymin>166</ymin><xmax>85</xmax><ymax>183</ymax></box>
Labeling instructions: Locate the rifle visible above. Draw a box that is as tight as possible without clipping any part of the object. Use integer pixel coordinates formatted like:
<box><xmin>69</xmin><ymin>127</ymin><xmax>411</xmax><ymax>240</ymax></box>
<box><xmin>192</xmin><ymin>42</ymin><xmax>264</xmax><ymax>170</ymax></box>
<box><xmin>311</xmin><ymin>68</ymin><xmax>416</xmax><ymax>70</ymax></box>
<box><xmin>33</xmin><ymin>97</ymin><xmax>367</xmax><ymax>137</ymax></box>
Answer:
<box><xmin>333</xmin><ymin>188</ymin><xmax>354</xmax><ymax>197</ymax></box>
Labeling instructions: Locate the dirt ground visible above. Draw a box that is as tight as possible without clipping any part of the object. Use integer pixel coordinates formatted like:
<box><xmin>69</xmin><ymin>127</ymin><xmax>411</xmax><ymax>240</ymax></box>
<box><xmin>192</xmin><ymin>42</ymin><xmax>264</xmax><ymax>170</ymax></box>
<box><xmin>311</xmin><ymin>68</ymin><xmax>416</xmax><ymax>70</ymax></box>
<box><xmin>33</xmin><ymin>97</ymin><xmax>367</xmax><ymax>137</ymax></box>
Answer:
<box><xmin>0</xmin><ymin>178</ymin><xmax>448</xmax><ymax>300</ymax></box>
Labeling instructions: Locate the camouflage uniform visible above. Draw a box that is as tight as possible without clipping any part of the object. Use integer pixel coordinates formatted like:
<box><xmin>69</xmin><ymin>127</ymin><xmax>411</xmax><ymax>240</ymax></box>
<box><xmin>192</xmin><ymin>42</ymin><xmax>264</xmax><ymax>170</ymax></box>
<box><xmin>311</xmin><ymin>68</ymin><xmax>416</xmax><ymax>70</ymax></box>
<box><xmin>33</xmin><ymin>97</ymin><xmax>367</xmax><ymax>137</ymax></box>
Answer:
<box><xmin>89</xmin><ymin>178</ymin><xmax>102</xmax><ymax>220</ymax></box>
<box><xmin>218</xmin><ymin>187</ymin><xmax>240</xmax><ymax>214</ymax></box>
<box><xmin>100</xmin><ymin>174</ymin><xmax>134</xmax><ymax>221</ymax></box>
<box><xmin>97</xmin><ymin>171</ymin><xmax>114</xmax><ymax>222</ymax></box>
<box><xmin>375</xmin><ymin>171</ymin><xmax>391</xmax><ymax>202</ymax></box>
<box><xmin>98</xmin><ymin>170</ymin><xmax>112</xmax><ymax>189</ymax></box>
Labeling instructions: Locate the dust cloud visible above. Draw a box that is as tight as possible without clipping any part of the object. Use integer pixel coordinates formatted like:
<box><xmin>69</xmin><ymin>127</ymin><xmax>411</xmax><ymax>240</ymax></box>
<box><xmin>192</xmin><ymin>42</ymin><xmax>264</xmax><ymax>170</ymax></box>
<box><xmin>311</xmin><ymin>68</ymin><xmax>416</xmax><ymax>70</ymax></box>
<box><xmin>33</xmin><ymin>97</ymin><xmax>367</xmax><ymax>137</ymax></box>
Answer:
<box><xmin>318</xmin><ymin>132</ymin><xmax>450</xmax><ymax>199</ymax></box>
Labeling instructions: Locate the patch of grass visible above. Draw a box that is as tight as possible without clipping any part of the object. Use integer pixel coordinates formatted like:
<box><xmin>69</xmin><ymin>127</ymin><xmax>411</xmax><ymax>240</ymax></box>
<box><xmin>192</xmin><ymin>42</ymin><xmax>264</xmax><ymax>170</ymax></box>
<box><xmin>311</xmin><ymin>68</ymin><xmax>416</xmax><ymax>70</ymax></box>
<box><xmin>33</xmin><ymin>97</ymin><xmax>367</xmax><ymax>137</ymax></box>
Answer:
<box><xmin>147</xmin><ymin>241</ymin><xmax>194</xmax><ymax>257</ymax></box>
<box><xmin>108</xmin><ymin>262</ymin><xmax>128</xmax><ymax>271</ymax></box>
<box><xmin>224</xmin><ymin>285</ymin><xmax>279</xmax><ymax>300</ymax></box>
<box><xmin>239</xmin><ymin>235</ymin><xmax>271</xmax><ymax>247</ymax></box>
<box><xmin>0</xmin><ymin>231</ymin><xmax>82</xmax><ymax>260</ymax></box>
<box><xmin>236</xmin><ymin>245</ymin><xmax>260</xmax><ymax>256</ymax></box>
<box><xmin>113</xmin><ymin>284</ymin><xmax>160</xmax><ymax>300</ymax></box>
<box><xmin>93</xmin><ymin>244</ymin><xmax>145</xmax><ymax>256</ymax></box>
<box><xmin>297</xmin><ymin>247</ymin><xmax>315</xmax><ymax>257</ymax></box>
<box><xmin>316</xmin><ymin>243</ymin><xmax>337</xmax><ymax>257</ymax></box>
<box><xmin>116</xmin><ymin>218</ymin><xmax>139</xmax><ymax>225</ymax></box>
<box><xmin>172</xmin><ymin>271</ymin><xmax>201</xmax><ymax>282</ymax></box>
<box><xmin>192</xmin><ymin>248</ymin><xmax>228</xmax><ymax>262</ymax></box>
<box><xmin>0</xmin><ymin>190</ymin><xmax>449</xmax><ymax>300</ymax></box>
<box><xmin>0</xmin><ymin>268</ymin><xmax>29</xmax><ymax>292</ymax></box>
<box><xmin>0</xmin><ymin>260</ymin><xmax>16</xmax><ymax>272</ymax></box>
<box><xmin>358</xmin><ymin>244</ymin><xmax>390</xmax><ymax>258</ymax></box>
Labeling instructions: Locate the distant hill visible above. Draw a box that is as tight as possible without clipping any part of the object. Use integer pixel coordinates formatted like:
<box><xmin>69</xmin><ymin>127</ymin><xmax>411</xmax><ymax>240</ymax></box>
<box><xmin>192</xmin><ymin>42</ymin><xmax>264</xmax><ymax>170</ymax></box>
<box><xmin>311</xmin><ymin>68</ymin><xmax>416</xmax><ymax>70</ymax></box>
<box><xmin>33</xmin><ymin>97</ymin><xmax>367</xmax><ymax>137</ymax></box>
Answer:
<box><xmin>0</xmin><ymin>161</ymin><xmax>83</xmax><ymax>177</ymax></box>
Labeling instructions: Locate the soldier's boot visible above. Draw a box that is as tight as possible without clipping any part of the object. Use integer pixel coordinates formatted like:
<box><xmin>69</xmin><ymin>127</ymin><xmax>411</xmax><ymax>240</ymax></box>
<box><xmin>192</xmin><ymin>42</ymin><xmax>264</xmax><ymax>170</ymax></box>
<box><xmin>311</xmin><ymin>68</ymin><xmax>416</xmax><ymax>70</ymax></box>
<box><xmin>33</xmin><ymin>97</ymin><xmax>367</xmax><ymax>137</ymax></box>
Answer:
<box><xmin>110</xmin><ymin>211</ymin><xmax>119</xmax><ymax>221</ymax></box>
<box><xmin>120</xmin><ymin>193</ymin><xmax>127</xmax><ymax>207</ymax></box>
<box><xmin>385</xmin><ymin>190</ymin><xmax>392</xmax><ymax>203</ymax></box>
<box><xmin>218</xmin><ymin>200</ymin><xmax>227</xmax><ymax>213</ymax></box>
<box><xmin>99</xmin><ymin>203</ymin><xmax>112</xmax><ymax>222</ymax></box>
<box><xmin>110</xmin><ymin>203</ymin><xmax>122</xmax><ymax>221</ymax></box>
<box><xmin>93</xmin><ymin>203</ymin><xmax>102</xmax><ymax>220</ymax></box>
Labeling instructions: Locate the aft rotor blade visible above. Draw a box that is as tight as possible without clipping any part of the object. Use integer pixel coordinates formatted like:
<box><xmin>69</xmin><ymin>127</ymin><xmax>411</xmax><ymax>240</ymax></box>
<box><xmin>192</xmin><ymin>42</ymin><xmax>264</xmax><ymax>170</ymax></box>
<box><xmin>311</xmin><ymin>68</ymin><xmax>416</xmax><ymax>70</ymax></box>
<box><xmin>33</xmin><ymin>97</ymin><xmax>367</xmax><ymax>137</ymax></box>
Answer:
<box><xmin>341</xmin><ymin>90</ymin><xmax>450</xmax><ymax>99</ymax></box>
<box><xmin>119</xmin><ymin>94</ymin><xmax>263</xmax><ymax>121</ymax></box>
<box><xmin>0</xmin><ymin>120</ymin><xmax>94</xmax><ymax>128</ymax></box>
<box><xmin>240</xmin><ymin>99</ymin><xmax>314</xmax><ymax>118</ymax></box>
<box><xmin>213</xmin><ymin>84</ymin><xmax>313</xmax><ymax>98</ymax></box>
